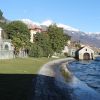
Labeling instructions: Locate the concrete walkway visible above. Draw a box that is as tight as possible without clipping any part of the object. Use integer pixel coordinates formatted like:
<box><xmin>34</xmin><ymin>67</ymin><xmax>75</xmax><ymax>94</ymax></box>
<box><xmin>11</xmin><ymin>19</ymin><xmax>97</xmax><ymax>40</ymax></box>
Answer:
<box><xmin>38</xmin><ymin>58</ymin><xmax>74</xmax><ymax>77</ymax></box>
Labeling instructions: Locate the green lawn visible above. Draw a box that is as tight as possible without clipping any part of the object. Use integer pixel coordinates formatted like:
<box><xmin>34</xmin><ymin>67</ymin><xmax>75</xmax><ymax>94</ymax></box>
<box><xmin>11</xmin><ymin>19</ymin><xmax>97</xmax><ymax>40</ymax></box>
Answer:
<box><xmin>0</xmin><ymin>57</ymin><xmax>57</xmax><ymax>74</ymax></box>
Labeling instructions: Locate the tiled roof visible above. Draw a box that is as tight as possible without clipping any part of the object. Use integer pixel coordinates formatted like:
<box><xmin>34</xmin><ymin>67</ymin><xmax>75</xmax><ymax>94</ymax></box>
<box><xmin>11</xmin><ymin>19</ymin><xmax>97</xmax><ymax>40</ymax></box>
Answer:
<box><xmin>28</xmin><ymin>24</ymin><xmax>42</xmax><ymax>30</ymax></box>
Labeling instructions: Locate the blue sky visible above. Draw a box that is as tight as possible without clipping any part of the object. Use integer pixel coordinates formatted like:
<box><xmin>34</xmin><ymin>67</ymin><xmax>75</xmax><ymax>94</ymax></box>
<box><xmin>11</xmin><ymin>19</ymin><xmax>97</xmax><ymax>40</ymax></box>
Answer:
<box><xmin>0</xmin><ymin>0</ymin><xmax>100</xmax><ymax>32</ymax></box>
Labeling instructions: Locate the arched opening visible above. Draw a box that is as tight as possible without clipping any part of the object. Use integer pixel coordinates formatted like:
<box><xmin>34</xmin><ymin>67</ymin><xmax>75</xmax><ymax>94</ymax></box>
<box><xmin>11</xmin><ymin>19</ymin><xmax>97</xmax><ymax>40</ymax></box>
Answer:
<box><xmin>5</xmin><ymin>44</ymin><xmax>9</xmax><ymax>50</ymax></box>
<box><xmin>83</xmin><ymin>53</ymin><xmax>90</xmax><ymax>60</ymax></box>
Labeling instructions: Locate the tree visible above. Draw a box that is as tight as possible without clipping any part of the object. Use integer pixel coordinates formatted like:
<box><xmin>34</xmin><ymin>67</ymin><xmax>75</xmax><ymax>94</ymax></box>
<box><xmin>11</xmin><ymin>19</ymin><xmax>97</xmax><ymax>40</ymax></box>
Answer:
<box><xmin>47</xmin><ymin>24</ymin><xmax>67</xmax><ymax>53</ymax></box>
<box><xmin>0</xmin><ymin>9</ymin><xmax>8</xmax><ymax>39</ymax></box>
<box><xmin>5</xmin><ymin>21</ymin><xmax>30</xmax><ymax>52</ymax></box>
<box><xmin>75</xmin><ymin>41</ymin><xmax>81</xmax><ymax>48</ymax></box>
<box><xmin>63</xmin><ymin>34</ymin><xmax>71</xmax><ymax>45</ymax></box>
<box><xmin>29</xmin><ymin>44</ymin><xmax>43</xmax><ymax>57</ymax></box>
<box><xmin>34</xmin><ymin>32</ymin><xmax>53</xmax><ymax>57</ymax></box>
<box><xmin>0</xmin><ymin>9</ymin><xmax>3</xmax><ymax>19</ymax></box>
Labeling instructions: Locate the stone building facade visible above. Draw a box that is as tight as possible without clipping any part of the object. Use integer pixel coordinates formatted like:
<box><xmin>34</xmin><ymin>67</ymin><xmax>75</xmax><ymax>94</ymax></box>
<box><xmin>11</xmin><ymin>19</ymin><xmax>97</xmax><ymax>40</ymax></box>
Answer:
<box><xmin>0</xmin><ymin>27</ymin><xmax>14</xmax><ymax>59</ymax></box>
<box><xmin>75</xmin><ymin>46</ymin><xmax>94</xmax><ymax>60</ymax></box>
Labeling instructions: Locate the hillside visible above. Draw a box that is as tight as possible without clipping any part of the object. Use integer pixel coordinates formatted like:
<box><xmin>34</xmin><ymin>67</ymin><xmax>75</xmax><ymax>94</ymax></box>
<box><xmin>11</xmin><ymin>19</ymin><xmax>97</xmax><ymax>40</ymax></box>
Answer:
<box><xmin>64</xmin><ymin>30</ymin><xmax>100</xmax><ymax>48</ymax></box>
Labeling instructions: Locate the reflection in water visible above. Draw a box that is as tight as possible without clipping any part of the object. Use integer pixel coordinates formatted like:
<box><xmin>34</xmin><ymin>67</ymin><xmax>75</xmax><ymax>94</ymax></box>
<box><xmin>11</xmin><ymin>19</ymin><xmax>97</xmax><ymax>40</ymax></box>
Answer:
<box><xmin>69</xmin><ymin>58</ymin><xmax>100</xmax><ymax>93</ymax></box>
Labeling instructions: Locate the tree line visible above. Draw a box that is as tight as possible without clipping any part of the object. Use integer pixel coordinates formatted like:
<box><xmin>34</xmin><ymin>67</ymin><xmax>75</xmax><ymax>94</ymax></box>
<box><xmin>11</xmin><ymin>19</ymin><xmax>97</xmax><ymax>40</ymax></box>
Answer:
<box><xmin>0</xmin><ymin>9</ymin><xmax>71</xmax><ymax>57</ymax></box>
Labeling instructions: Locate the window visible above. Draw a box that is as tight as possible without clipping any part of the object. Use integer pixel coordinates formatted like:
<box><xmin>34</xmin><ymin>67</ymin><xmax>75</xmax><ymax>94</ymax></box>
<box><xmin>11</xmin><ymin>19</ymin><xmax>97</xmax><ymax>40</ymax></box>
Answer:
<box><xmin>72</xmin><ymin>52</ymin><xmax>74</xmax><ymax>56</ymax></box>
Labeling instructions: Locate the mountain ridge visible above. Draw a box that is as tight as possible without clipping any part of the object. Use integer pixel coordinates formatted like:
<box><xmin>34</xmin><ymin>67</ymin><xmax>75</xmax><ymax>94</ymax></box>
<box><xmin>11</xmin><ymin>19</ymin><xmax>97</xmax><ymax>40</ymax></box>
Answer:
<box><xmin>21</xmin><ymin>19</ymin><xmax>100</xmax><ymax>48</ymax></box>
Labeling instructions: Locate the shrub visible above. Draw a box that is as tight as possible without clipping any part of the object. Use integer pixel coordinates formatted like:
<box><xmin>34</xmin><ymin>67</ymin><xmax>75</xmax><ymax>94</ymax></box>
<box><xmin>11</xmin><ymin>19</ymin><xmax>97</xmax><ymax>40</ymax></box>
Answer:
<box><xmin>29</xmin><ymin>44</ymin><xmax>43</xmax><ymax>57</ymax></box>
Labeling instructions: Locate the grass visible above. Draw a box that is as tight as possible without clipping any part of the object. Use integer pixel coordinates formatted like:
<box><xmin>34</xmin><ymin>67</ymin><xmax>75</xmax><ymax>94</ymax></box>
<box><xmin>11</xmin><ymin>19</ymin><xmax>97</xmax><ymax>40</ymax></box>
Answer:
<box><xmin>0</xmin><ymin>56</ymin><xmax>67</xmax><ymax>100</ymax></box>
<box><xmin>0</xmin><ymin>57</ymin><xmax>57</xmax><ymax>74</ymax></box>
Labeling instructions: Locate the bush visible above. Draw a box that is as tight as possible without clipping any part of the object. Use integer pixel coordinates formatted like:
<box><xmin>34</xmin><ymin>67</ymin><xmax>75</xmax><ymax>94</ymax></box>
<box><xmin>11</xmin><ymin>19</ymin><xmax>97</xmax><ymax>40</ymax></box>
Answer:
<box><xmin>29</xmin><ymin>44</ymin><xmax>43</xmax><ymax>57</ymax></box>
<box><xmin>43</xmin><ymin>47</ymin><xmax>54</xmax><ymax>57</ymax></box>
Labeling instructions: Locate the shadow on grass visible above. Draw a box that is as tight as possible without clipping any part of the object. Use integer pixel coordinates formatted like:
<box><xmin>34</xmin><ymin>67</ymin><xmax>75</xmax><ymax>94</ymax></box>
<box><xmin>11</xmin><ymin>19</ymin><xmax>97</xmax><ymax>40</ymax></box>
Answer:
<box><xmin>0</xmin><ymin>74</ymin><xmax>71</xmax><ymax>100</ymax></box>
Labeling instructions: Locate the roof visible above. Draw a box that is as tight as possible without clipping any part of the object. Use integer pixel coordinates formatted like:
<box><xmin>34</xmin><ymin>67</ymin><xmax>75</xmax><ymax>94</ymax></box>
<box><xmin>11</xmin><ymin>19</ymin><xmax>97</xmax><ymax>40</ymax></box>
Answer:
<box><xmin>28</xmin><ymin>24</ymin><xmax>42</xmax><ymax>30</ymax></box>
<box><xmin>40</xmin><ymin>25</ymin><xmax>48</xmax><ymax>32</ymax></box>
<box><xmin>76</xmin><ymin>46</ymin><xmax>94</xmax><ymax>54</ymax></box>
<box><xmin>76</xmin><ymin>47</ymin><xmax>84</xmax><ymax>52</ymax></box>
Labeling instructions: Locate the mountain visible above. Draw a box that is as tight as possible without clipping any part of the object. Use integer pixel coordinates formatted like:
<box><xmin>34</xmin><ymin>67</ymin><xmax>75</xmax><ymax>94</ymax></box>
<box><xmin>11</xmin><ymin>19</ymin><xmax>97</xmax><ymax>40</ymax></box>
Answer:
<box><xmin>21</xmin><ymin>19</ymin><xmax>79</xmax><ymax>31</ymax></box>
<box><xmin>0</xmin><ymin>14</ymin><xmax>8</xmax><ymax>23</ymax></box>
<box><xmin>64</xmin><ymin>30</ymin><xmax>100</xmax><ymax>48</ymax></box>
<box><xmin>21</xmin><ymin>19</ymin><xmax>100</xmax><ymax>48</ymax></box>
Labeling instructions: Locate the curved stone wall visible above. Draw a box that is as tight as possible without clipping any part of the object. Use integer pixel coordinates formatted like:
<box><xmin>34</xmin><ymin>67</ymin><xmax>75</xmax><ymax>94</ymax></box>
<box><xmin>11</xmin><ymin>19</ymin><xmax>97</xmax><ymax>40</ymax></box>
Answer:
<box><xmin>38</xmin><ymin>58</ymin><xmax>100</xmax><ymax>100</ymax></box>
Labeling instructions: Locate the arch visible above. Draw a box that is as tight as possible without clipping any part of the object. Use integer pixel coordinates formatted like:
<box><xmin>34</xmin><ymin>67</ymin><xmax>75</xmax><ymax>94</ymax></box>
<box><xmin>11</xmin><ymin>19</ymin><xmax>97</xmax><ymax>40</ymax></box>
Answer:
<box><xmin>83</xmin><ymin>53</ymin><xmax>90</xmax><ymax>60</ymax></box>
<box><xmin>5</xmin><ymin>44</ymin><xmax>9</xmax><ymax>50</ymax></box>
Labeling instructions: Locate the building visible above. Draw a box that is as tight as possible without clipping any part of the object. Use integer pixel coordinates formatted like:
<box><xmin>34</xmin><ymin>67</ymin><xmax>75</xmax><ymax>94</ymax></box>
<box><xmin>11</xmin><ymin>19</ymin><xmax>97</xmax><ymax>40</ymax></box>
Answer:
<box><xmin>0</xmin><ymin>27</ymin><xmax>14</xmax><ymax>59</ymax></box>
<box><xmin>75</xmin><ymin>46</ymin><xmax>94</xmax><ymax>60</ymax></box>
<box><xmin>28</xmin><ymin>24</ymin><xmax>42</xmax><ymax>43</ymax></box>
<box><xmin>69</xmin><ymin>47</ymin><xmax>77</xmax><ymax>57</ymax></box>
<box><xmin>62</xmin><ymin>46</ymin><xmax>69</xmax><ymax>56</ymax></box>
<box><xmin>62</xmin><ymin>46</ymin><xmax>69</xmax><ymax>53</ymax></box>
<box><xmin>67</xmin><ymin>41</ymin><xmax>79</xmax><ymax>57</ymax></box>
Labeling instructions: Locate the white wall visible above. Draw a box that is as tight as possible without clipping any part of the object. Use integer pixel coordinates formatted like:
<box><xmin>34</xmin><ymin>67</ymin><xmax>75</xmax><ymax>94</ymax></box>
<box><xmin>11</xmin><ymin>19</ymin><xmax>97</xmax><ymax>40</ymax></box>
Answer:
<box><xmin>62</xmin><ymin>46</ymin><xmax>69</xmax><ymax>53</ymax></box>
<box><xmin>79</xmin><ymin>47</ymin><xmax>94</xmax><ymax>60</ymax></box>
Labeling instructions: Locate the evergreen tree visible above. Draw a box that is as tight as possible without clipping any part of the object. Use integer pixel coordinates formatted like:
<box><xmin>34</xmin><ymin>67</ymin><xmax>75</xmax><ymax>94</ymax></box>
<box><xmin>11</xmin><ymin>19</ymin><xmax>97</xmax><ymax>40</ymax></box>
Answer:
<box><xmin>0</xmin><ymin>9</ymin><xmax>3</xmax><ymax>19</ymax></box>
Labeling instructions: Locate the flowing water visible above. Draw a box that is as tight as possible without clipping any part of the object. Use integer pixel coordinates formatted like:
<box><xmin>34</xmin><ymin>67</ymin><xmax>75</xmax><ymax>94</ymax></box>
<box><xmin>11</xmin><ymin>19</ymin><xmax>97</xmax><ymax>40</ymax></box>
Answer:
<box><xmin>68</xmin><ymin>57</ymin><xmax>100</xmax><ymax>93</ymax></box>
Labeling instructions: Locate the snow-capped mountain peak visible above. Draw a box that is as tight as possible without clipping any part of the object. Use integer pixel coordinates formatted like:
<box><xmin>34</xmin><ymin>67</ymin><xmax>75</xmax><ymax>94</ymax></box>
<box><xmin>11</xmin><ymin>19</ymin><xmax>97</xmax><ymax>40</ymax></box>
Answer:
<box><xmin>21</xmin><ymin>19</ymin><xmax>79</xmax><ymax>31</ymax></box>
<box><xmin>21</xmin><ymin>19</ymin><xmax>40</xmax><ymax>26</ymax></box>
<box><xmin>86</xmin><ymin>32</ymin><xmax>100</xmax><ymax>35</ymax></box>
<box><xmin>41</xmin><ymin>20</ymin><xmax>54</xmax><ymax>26</ymax></box>
<box><xmin>57</xmin><ymin>23</ymin><xmax>79</xmax><ymax>31</ymax></box>
<box><xmin>20</xmin><ymin>19</ymin><xmax>100</xmax><ymax>48</ymax></box>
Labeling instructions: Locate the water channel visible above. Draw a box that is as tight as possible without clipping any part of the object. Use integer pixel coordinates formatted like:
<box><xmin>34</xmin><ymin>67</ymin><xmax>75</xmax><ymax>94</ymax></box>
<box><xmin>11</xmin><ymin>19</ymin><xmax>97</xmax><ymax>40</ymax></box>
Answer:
<box><xmin>68</xmin><ymin>57</ymin><xmax>100</xmax><ymax>93</ymax></box>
